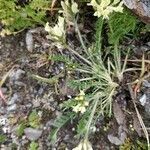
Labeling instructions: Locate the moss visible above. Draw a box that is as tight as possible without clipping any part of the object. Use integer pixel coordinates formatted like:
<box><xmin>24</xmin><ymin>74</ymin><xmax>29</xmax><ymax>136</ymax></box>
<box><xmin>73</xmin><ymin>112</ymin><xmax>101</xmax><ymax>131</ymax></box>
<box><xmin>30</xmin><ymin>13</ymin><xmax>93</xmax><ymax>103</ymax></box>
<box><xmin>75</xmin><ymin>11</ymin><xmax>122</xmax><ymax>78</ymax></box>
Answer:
<box><xmin>0</xmin><ymin>0</ymin><xmax>51</xmax><ymax>34</ymax></box>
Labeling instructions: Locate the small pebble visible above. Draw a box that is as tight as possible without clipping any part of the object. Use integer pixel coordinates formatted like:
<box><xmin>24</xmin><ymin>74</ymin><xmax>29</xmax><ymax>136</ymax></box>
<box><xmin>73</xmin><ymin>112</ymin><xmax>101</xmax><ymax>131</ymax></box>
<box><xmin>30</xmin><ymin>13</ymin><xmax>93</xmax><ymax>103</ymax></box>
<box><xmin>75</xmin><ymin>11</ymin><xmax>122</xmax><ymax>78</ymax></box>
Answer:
<box><xmin>7</xmin><ymin>104</ymin><xmax>17</xmax><ymax>112</ymax></box>
<box><xmin>1</xmin><ymin>87</ymin><xmax>7</xmax><ymax>93</ymax></box>
<box><xmin>32</xmin><ymin>99</ymin><xmax>41</xmax><ymax>108</ymax></box>
<box><xmin>24</xmin><ymin>128</ymin><xmax>42</xmax><ymax>141</ymax></box>
<box><xmin>143</xmin><ymin>80</ymin><xmax>150</xmax><ymax>88</ymax></box>
<box><xmin>147</xmin><ymin>42</ymin><xmax>150</xmax><ymax>46</ymax></box>
<box><xmin>2</xmin><ymin>126</ymin><xmax>11</xmax><ymax>133</ymax></box>
<box><xmin>38</xmin><ymin>87</ymin><xmax>44</xmax><ymax>95</ymax></box>
<box><xmin>26</xmin><ymin>31</ymin><xmax>34</xmax><ymax>52</ymax></box>
<box><xmin>0</xmin><ymin>117</ymin><xmax>9</xmax><ymax>125</ymax></box>
<box><xmin>25</xmin><ymin>103</ymin><xmax>33</xmax><ymax>109</ymax></box>
<box><xmin>8</xmin><ymin>93</ymin><xmax>19</xmax><ymax>105</ymax></box>
<box><xmin>139</xmin><ymin>94</ymin><xmax>147</xmax><ymax>106</ymax></box>
<box><xmin>9</xmin><ymin>69</ymin><xmax>25</xmax><ymax>83</ymax></box>
<box><xmin>67</xmin><ymin>95</ymin><xmax>72</xmax><ymax>99</ymax></box>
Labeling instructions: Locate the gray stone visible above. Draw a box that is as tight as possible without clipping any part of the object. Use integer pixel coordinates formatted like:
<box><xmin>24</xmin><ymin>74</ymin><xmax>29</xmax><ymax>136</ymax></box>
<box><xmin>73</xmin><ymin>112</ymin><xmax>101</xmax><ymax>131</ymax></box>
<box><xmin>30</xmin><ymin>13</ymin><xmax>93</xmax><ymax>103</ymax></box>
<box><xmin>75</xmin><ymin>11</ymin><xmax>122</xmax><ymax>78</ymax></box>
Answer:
<box><xmin>9</xmin><ymin>69</ymin><xmax>25</xmax><ymax>83</ymax></box>
<box><xmin>24</xmin><ymin>128</ymin><xmax>42</xmax><ymax>141</ymax></box>
<box><xmin>143</xmin><ymin>80</ymin><xmax>150</xmax><ymax>88</ymax></box>
<box><xmin>26</xmin><ymin>31</ymin><xmax>34</xmax><ymax>52</ymax></box>
<box><xmin>32</xmin><ymin>99</ymin><xmax>41</xmax><ymax>108</ymax></box>
<box><xmin>8</xmin><ymin>93</ymin><xmax>19</xmax><ymax>105</ymax></box>
<box><xmin>7</xmin><ymin>104</ymin><xmax>17</xmax><ymax>112</ymax></box>
<box><xmin>139</xmin><ymin>94</ymin><xmax>147</xmax><ymax>106</ymax></box>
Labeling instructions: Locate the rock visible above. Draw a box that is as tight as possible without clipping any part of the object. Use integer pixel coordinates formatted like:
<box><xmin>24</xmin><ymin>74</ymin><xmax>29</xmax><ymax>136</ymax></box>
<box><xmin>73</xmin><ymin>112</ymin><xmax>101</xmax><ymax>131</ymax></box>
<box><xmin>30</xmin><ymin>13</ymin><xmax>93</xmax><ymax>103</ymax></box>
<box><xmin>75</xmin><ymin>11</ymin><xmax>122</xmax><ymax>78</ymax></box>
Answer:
<box><xmin>58</xmin><ymin>62</ymin><xmax>65</xmax><ymax>70</ymax></box>
<box><xmin>24</xmin><ymin>128</ymin><xmax>42</xmax><ymax>141</ymax></box>
<box><xmin>8</xmin><ymin>93</ymin><xmax>19</xmax><ymax>105</ymax></box>
<box><xmin>1</xmin><ymin>87</ymin><xmax>7</xmax><ymax>93</ymax></box>
<box><xmin>139</xmin><ymin>94</ymin><xmax>147</xmax><ymax>106</ymax></box>
<box><xmin>108</xmin><ymin>124</ymin><xmax>127</xmax><ymax>145</ymax></box>
<box><xmin>26</xmin><ymin>31</ymin><xmax>34</xmax><ymax>52</ymax></box>
<box><xmin>108</xmin><ymin>131</ymin><xmax>127</xmax><ymax>145</ymax></box>
<box><xmin>32</xmin><ymin>99</ymin><xmax>41</xmax><ymax>108</ymax></box>
<box><xmin>113</xmin><ymin>101</ymin><xmax>125</xmax><ymax>125</ymax></box>
<box><xmin>133</xmin><ymin>114</ymin><xmax>142</xmax><ymax>137</ymax></box>
<box><xmin>9</xmin><ymin>69</ymin><xmax>25</xmax><ymax>83</ymax></box>
<box><xmin>25</xmin><ymin>103</ymin><xmax>33</xmax><ymax>108</ymax></box>
<box><xmin>143</xmin><ymin>80</ymin><xmax>150</xmax><ymax>88</ymax></box>
<box><xmin>0</xmin><ymin>117</ymin><xmax>9</xmax><ymax>125</ymax></box>
<box><xmin>1</xmin><ymin>145</ymin><xmax>11</xmax><ymax>150</ymax></box>
<box><xmin>147</xmin><ymin>42</ymin><xmax>150</xmax><ymax>47</ymax></box>
<box><xmin>7</xmin><ymin>104</ymin><xmax>17</xmax><ymax>112</ymax></box>
<box><xmin>2</xmin><ymin>126</ymin><xmax>11</xmax><ymax>133</ymax></box>
<box><xmin>38</xmin><ymin>87</ymin><xmax>44</xmax><ymax>95</ymax></box>
<box><xmin>123</xmin><ymin>0</ymin><xmax>150</xmax><ymax>24</ymax></box>
<box><xmin>0</xmin><ymin>107</ymin><xmax>6</xmax><ymax>114</ymax></box>
<box><xmin>144</xmin><ymin>101</ymin><xmax>150</xmax><ymax>118</ymax></box>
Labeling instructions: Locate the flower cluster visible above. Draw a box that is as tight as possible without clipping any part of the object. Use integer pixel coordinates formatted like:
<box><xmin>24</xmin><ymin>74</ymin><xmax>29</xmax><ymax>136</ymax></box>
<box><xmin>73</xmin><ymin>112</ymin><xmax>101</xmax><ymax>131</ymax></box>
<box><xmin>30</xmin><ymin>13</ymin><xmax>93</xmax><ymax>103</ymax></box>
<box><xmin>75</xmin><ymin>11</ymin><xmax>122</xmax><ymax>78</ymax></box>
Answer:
<box><xmin>59</xmin><ymin>0</ymin><xmax>79</xmax><ymax>22</ymax></box>
<box><xmin>45</xmin><ymin>16</ymin><xmax>66</xmax><ymax>48</ymax></box>
<box><xmin>88</xmin><ymin>0</ymin><xmax>123</xmax><ymax>19</ymax></box>
<box><xmin>45</xmin><ymin>0</ymin><xmax>79</xmax><ymax>48</ymax></box>
<box><xmin>0</xmin><ymin>19</ymin><xmax>12</xmax><ymax>36</ymax></box>
<box><xmin>72</xmin><ymin>139</ymin><xmax>93</xmax><ymax>150</ymax></box>
<box><xmin>0</xmin><ymin>29</ymin><xmax>11</xmax><ymax>37</ymax></box>
<box><xmin>72</xmin><ymin>91</ymin><xmax>89</xmax><ymax>114</ymax></box>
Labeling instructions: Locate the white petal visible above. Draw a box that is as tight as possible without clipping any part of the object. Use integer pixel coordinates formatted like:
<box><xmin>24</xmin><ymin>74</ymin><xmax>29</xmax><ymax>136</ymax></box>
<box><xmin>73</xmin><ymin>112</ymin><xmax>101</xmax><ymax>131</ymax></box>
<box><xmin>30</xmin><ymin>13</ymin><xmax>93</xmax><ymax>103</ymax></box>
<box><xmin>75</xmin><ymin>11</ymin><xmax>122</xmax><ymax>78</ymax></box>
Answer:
<box><xmin>45</xmin><ymin>22</ymin><xmax>51</xmax><ymax>32</ymax></box>
<box><xmin>71</xmin><ymin>2</ymin><xmax>79</xmax><ymax>14</ymax></box>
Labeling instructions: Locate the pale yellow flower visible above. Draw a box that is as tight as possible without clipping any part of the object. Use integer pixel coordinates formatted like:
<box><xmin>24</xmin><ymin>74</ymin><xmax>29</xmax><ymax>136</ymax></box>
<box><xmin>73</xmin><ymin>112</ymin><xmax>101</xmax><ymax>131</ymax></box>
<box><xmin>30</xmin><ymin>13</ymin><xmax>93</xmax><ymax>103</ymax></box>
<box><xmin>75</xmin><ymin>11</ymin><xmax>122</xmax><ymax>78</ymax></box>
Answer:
<box><xmin>112</xmin><ymin>0</ymin><xmax>122</xmax><ymax>5</ymax></box>
<box><xmin>72</xmin><ymin>100</ymin><xmax>89</xmax><ymax>114</ymax></box>
<box><xmin>73</xmin><ymin>104</ymin><xmax>86</xmax><ymax>114</ymax></box>
<box><xmin>73</xmin><ymin>139</ymin><xmax>93</xmax><ymax>150</ymax></box>
<box><xmin>78</xmin><ymin>95</ymin><xmax>84</xmax><ymax>101</ymax></box>
<box><xmin>71</xmin><ymin>1</ymin><xmax>79</xmax><ymax>14</ymax></box>
<box><xmin>72</xmin><ymin>90</ymin><xmax>89</xmax><ymax>114</ymax></box>
<box><xmin>72</xmin><ymin>104</ymin><xmax>81</xmax><ymax>113</ymax></box>
<box><xmin>1</xmin><ymin>18</ymin><xmax>14</xmax><ymax>26</ymax></box>
<box><xmin>75</xmin><ymin>97</ymin><xmax>79</xmax><ymax>100</ymax></box>
<box><xmin>84</xmin><ymin>101</ymin><xmax>89</xmax><ymax>106</ymax></box>
<box><xmin>45</xmin><ymin>22</ymin><xmax>51</xmax><ymax>32</ymax></box>
<box><xmin>45</xmin><ymin>16</ymin><xmax>65</xmax><ymax>41</ymax></box>
<box><xmin>73</xmin><ymin>142</ymin><xmax>82</xmax><ymax>150</ymax></box>
<box><xmin>0</xmin><ymin>29</ymin><xmax>11</xmax><ymax>37</ymax></box>
<box><xmin>111</xmin><ymin>1</ymin><xmax>123</xmax><ymax>12</ymax></box>
<box><xmin>2</xmin><ymin>20</ymin><xmax>9</xmax><ymax>26</ymax></box>
<box><xmin>88</xmin><ymin>0</ymin><xmax>123</xmax><ymax>19</ymax></box>
<box><xmin>79</xmin><ymin>90</ymin><xmax>85</xmax><ymax>96</ymax></box>
<box><xmin>60</xmin><ymin>0</ymin><xmax>79</xmax><ymax>22</ymax></box>
<box><xmin>78</xmin><ymin>106</ymin><xmax>86</xmax><ymax>114</ymax></box>
<box><xmin>75</xmin><ymin>90</ymin><xmax>85</xmax><ymax>100</ymax></box>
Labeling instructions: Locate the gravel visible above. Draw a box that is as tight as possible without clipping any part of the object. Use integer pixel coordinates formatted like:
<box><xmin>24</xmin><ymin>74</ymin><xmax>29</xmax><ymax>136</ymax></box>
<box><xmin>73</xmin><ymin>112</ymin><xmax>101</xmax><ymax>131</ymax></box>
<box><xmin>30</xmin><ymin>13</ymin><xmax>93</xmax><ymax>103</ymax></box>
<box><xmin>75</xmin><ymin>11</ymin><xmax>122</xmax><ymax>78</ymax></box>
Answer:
<box><xmin>24</xmin><ymin>128</ymin><xmax>43</xmax><ymax>141</ymax></box>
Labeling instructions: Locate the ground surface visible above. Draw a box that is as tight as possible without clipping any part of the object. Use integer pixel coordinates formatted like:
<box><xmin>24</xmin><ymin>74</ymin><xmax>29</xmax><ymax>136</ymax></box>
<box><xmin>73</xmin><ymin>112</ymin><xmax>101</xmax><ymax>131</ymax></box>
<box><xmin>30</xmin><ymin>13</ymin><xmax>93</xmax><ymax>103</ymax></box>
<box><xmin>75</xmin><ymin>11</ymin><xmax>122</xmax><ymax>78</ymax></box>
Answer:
<box><xmin>0</xmin><ymin>23</ymin><xmax>150</xmax><ymax>150</ymax></box>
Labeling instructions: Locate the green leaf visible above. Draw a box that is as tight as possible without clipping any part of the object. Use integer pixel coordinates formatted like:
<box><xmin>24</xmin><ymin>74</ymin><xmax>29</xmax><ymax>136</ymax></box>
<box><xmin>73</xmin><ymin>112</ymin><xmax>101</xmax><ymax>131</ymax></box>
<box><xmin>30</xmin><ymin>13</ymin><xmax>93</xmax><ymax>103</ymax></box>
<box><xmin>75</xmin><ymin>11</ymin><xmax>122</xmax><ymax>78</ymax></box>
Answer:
<box><xmin>77</xmin><ymin>118</ymin><xmax>88</xmax><ymax>137</ymax></box>
<box><xmin>53</xmin><ymin>112</ymin><xmax>75</xmax><ymax>128</ymax></box>
<box><xmin>95</xmin><ymin>17</ymin><xmax>103</xmax><ymax>54</ymax></box>
<box><xmin>0</xmin><ymin>0</ymin><xmax>50</xmax><ymax>32</ymax></box>
<box><xmin>0</xmin><ymin>134</ymin><xmax>7</xmax><ymax>143</ymax></box>
<box><xmin>28</xmin><ymin>110</ymin><xmax>40</xmax><ymax>128</ymax></box>
<box><xmin>48</xmin><ymin>128</ymin><xmax>59</xmax><ymax>144</ymax></box>
<box><xmin>29</xmin><ymin>141</ymin><xmax>39</xmax><ymax>150</ymax></box>
<box><xmin>49</xmin><ymin>112</ymin><xmax>76</xmax><ymax>144</ymax></box>
<box><xmin>16</xmin><ymin>122</ymin><xmax>26</xmax><ymax>137</ymax></box>
<box><xmin>108</xmin><ymin>9</ymin><xmax>137</xmax><ymax>44</ymax></box>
